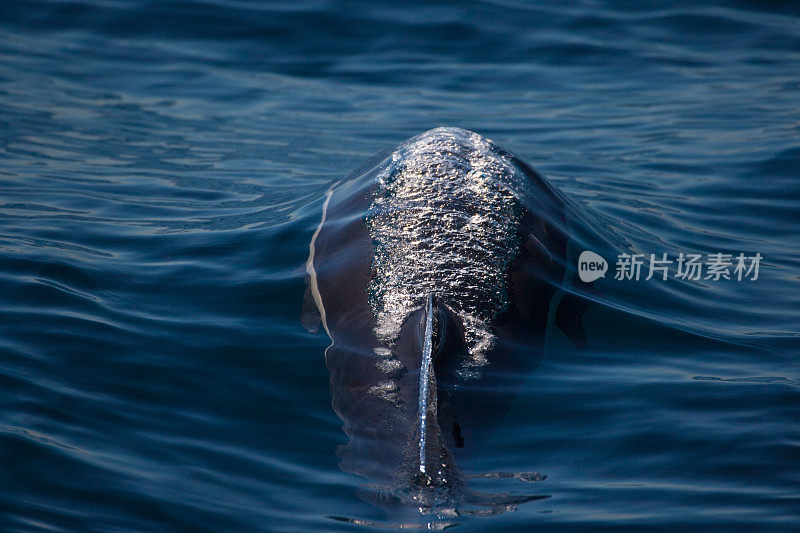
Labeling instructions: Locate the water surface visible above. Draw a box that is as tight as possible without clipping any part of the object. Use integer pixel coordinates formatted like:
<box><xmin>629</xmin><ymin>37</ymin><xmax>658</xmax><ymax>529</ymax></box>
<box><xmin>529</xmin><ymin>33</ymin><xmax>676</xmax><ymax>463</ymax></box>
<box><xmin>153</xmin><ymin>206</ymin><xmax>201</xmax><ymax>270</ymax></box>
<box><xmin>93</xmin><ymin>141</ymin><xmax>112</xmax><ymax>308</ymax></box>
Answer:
<box><xmin>1</xmin><ymin>1</ymin><xmax>799</xmax><ymax>530</ymax></box>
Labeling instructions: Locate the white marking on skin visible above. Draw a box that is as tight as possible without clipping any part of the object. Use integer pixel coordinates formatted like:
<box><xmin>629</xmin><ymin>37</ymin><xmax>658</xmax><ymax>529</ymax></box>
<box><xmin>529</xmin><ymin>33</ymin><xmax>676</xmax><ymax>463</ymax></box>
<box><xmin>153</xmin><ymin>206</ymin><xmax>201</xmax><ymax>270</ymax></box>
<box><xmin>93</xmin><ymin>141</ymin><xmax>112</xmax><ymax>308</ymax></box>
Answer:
<box><xmin>306</xmin><ymin>189</ymin><xmax>333</xmax><ymax>339</ymax></box>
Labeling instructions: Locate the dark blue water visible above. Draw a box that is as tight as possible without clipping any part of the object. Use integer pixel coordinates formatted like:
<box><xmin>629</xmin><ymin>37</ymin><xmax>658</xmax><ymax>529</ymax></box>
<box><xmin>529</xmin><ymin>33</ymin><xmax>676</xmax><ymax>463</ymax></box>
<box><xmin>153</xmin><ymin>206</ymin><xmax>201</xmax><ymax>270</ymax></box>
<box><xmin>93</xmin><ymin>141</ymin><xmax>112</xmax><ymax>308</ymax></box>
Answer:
<box><xmin>1</xmin><ymin>1</ymin><xmax>799</xmax><ymax>530</ymax></box>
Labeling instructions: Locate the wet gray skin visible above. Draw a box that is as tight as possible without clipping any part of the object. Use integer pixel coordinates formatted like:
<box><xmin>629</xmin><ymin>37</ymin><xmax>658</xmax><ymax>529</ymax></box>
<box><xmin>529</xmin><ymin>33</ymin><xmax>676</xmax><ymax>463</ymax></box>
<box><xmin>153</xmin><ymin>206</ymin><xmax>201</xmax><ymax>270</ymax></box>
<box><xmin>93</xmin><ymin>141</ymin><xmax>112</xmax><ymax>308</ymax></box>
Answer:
<box><xmin>303</xmin><ymin>127</ymin><xmax>591</xmax><ymax>520</ymax></box>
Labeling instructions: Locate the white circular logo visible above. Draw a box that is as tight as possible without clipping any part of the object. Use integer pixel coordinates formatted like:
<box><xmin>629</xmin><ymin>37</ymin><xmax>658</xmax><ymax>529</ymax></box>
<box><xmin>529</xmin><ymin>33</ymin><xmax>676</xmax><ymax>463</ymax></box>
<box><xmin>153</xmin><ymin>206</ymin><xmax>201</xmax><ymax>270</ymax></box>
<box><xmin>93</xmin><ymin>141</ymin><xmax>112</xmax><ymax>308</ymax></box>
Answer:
<box><xmin>578</xmin><ymin>251</ymin><xmax>607</xmax><ymax>282</ymax></box>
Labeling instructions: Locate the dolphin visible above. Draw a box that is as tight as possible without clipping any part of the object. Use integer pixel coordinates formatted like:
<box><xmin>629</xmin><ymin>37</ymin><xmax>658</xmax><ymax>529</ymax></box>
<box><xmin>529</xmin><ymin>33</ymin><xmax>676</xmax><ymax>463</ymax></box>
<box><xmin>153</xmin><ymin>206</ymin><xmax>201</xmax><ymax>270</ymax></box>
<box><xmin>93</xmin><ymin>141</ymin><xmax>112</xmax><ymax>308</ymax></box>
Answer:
<box><xmin>303</xmin><ymin>127</ymin><xmax>590</xmax><ymax>520</ymax></box>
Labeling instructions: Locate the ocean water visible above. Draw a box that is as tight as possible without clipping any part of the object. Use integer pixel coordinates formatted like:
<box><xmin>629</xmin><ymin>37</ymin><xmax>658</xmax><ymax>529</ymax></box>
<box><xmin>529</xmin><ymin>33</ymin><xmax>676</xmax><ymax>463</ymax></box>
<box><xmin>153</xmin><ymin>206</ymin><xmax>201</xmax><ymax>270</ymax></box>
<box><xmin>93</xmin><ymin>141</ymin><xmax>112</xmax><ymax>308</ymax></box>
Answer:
<box><xmin>1</xmin><ymin>1</ymin><xmax>799</xmax><ymax>530</ymax></box>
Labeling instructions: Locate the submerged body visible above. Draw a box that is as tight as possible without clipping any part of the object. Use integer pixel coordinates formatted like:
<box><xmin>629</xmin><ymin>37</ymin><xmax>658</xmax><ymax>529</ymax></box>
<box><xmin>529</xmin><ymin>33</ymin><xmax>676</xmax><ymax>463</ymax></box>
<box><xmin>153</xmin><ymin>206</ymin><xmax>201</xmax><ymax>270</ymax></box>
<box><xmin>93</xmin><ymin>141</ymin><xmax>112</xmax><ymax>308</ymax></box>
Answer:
<box><xmin>304</xmin><ymin>127</ymin><xmax>589</xmax><ymax>517</ymax></box>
